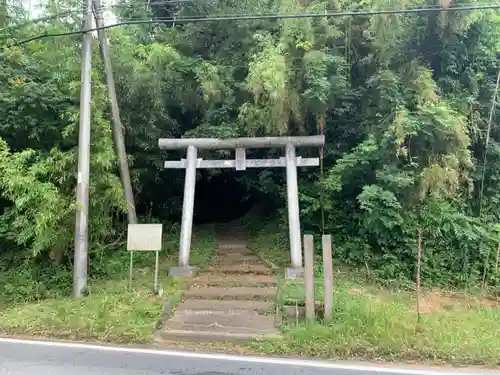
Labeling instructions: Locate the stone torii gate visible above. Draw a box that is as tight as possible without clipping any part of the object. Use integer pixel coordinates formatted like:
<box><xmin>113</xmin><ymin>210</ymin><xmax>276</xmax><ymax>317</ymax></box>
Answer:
<box><xmin>159</xmin><ymin>136</ymin><xmax>325</xmax><ymax>278</ymax></box>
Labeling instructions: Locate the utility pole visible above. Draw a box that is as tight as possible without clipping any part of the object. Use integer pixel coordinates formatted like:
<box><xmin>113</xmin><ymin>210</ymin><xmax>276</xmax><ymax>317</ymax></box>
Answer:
<box><xmin>92</xmin><ymin>0</ymin><xmax>138</xmax><ymax>225</ymax></box>
<box><xmin>73</xmin><ymin>0</ymin><xmax>93</xmax><ymax>299</ymax></box>
<box><xmin>0</xmin><ymin>0</ymin><xmax>7</xmax><ymax>27</ymax></box>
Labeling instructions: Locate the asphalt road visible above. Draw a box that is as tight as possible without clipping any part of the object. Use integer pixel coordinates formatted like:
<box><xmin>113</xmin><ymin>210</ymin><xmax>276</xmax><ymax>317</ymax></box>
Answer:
<box><xmin>0</xmin><ymin>338</ymin><xmax>498</xmax><ymax>375</ymax></box>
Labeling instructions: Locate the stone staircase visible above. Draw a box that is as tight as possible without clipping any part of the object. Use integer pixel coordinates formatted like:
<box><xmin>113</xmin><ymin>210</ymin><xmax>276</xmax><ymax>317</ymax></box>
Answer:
<box><xmin>156</xmin><ymin>225</ymin><xmax>280</xmax><ymax>343</ymax></box>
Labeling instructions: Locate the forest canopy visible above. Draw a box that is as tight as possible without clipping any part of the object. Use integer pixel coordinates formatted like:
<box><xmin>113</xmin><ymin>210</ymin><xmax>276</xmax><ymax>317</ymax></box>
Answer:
<box><xmin>1</xmin><ymin>0</ymin><xmax>500</xmax><ymax>289</ymax></box>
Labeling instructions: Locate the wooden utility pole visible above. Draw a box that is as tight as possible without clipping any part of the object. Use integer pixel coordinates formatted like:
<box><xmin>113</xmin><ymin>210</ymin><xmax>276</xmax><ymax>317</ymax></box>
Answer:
<box><xmin>92</xmin><ymin>0</ymin><xmax>138</xmax><ymax>225</ymax></box>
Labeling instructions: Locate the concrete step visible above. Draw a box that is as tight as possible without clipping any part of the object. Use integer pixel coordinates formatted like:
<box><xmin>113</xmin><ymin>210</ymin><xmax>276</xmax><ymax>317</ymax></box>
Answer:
<box><xmin>212</xmin><ymin>250</ymin><xmax>258</xmax><ymax>258</ymax></box>
<box><xmin>184</xmin><ymin>286</ymin><xmax>277</xmax><ymax>300</ymax></box>
<box><xmin>176</xmin><ymin>299</ymin><xmax>274</xmax><ymax>314</ymax></box>
<box><xmin>212</xmin><ymin>254</ymin><xmax>259</xmax><ymax>261</ymax></box>
<box><xmin>211</xmin><ymin>256</ymin><xmax>264</xmax><ymax>266</ymax></box>
<box><xmin>159</xmin><ymin>303</ymin><xmax>279</xmax><ymax>343</ymax></box>
<box><xmin>167</xmin><ymin>310</ymin><xmax>276</xmax><ymax>328</ymax></box>
<box><xmin>215</xmin><ymin>245</ymin><xmax>253</xmax><ymax>251</ymax></box>
<box><xmin>217</xmin><ymin>242</ymin><xmax>248</xmax><ymax>250</ymax></box>
<box><xmin>192</xmin><ymin>274</ymin><xmax>278</xmax><ymax>287</ymax></box>
<box><xmin>165</xmin><ymin>309</ymin><xmax>276</xmax><ymax>331</ymax></box>
<box><xmin>214</xmin><ymin>264</ymin><xmax>273</xmax><ymax>275</ymax></box>
<box><xmin>157</xmin><ymin>329</ymin><xmax>278</xmax><ymax>343</ymax></box>
<box><xmin>213</xmin><ymin>251</ymin><xmax>258</xmax><ymax>255</ymax></box>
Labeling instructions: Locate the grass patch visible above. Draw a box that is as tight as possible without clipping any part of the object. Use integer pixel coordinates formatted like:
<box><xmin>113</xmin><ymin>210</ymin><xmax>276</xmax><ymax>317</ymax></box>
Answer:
<box><xmin>0</xmin><ymin>276</ymin><xmax>175</xmax><ymax>343</ymax></box>
<box><xmin>161</xmin><ymin>223</ymin><xmax>216</xmax><ymax>270</ymax></box>
<box><xmin>246</xmin><ymin>220</ymin><xmax>291</xmax><ymax>267</ymax></box>
<box><xmin>0</xmin><ymin>225</ymin><xmax>216</xmax><ymax>343</ymax></box>
<box><xmin>254</xmin><ymin>278</ymin><xmax>500</xmax><ymax>366</ymax></box>
<box><xmin>184</xmin><ymin>224</ymin><xmax>217</xmax><ymax>268</ymax></box>
<box><xmin>249</xmin><ymin>222</ymin><xmax>500</xmax><ymax>366</ymax></box>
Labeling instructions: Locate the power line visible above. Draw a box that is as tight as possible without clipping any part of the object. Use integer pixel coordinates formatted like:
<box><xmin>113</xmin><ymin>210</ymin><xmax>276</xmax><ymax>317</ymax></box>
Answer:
<box><xmin>4</xmin><ymin>4</ymin><xmax>500</xmax><ymax>48</ymax></box>
<box><xmin>0</xmin><ymin>0</ymin><xmax>193</xmax><ymax>32</ymax></box>
<box><xmin>1</xmin><ymin>10</ymin><xmax>82</xmax><ymax>31</ymax></box>
<box><xmin>0</xmin><ymin>1</ymin><xmax>494</xmax><ymax>33</ymax></box>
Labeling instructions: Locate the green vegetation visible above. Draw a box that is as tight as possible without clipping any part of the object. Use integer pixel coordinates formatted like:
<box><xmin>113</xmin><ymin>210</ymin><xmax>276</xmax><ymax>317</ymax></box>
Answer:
<box><xmin>250</xmin><ymin>224</ymin><xmax>500</xmax><ymax>366</ymax></box>
<box><xmin>0</xmin><ymin>226</ymin><xmax>216</xmax><ymax>342</ymax></box>
<box><xmin>0</xmin><ymin>272</ymin><xmax>172</xmax><ymax>343</ymax></box>
<box><xmin>1</xmin><ymin>0</ymin><xmax>500</xmax><ymax>364</ymax></box>
<box><xmin>259</xmin><ymin>280</ymin><xmax>500</xmax><ymax>365</ymax></box>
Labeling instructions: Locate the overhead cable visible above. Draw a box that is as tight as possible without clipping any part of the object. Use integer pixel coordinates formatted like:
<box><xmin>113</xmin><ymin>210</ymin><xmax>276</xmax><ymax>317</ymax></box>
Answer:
<box><xmin>4</xmin><ymin>3</ymin><xmax>500</xmax><ymax>48</ymax></box>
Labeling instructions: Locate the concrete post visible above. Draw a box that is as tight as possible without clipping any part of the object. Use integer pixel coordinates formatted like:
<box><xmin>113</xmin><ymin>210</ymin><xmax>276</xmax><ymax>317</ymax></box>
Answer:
<box><xmin>304</xmin><ymin>234</ymin><xmax>316</xmax><ymax>323</ymax></box>
<box><xmin>169</xmin><ymin>145</ymin><xmax>198</xmax><ymax>278</ymax></box>
<box><xmin>73</xmin><ymin>0</ymin><xmax>93</xmax><ymax>298</ymax></box>
<box><xmin>322</xmin><ymin>234</ymin><xmax>334</xmax><ymax>323</ymax></box>
<box><xmin>179</xmin><ymin>145</ymin><xmax>197</xmax><ymax>267</ymax></box>
<box><xmin>285</xmin><ymin>143</ymin><xmax>303</xmax><ymax>275</ymax></box>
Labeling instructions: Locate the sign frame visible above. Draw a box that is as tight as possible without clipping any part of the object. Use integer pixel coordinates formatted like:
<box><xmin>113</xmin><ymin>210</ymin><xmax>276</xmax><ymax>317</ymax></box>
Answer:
<box><xmin>127</xmin><ymin>223</ymin><xmax>163</xmax><ymax>293</ymax></box>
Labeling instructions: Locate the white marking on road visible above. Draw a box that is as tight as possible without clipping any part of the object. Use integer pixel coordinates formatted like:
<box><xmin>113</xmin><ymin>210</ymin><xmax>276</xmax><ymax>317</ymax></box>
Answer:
<box><xmin>0</xmin><ymin>337</ymin><xmax>490</xmax><ymax>375</ymax></box>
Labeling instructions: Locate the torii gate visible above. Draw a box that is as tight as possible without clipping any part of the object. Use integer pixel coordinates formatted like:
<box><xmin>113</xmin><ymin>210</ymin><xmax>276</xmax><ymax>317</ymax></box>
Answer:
<box><xmin>158</xmin><ymin>136</ymin><xmax>325</xmax><ymax>278</ymax></box>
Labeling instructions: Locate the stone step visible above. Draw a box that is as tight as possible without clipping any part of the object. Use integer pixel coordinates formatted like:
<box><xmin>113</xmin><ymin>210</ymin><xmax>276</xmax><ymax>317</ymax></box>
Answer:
<box><xmin>216</xmin><ymin>247</ymin><xmax>254</xmax><ymax>254</ymax></box>
<box><xmin>164</xmin><ymin>310</ymin><xmax>277</xmax><ymax>333</ymax></box>
<box><xmin>212</xmin><ymin>251</ymin><xmax>259</xmax><ymax>259</ymax></box>
<box><xmin>192</xmin><ymin>274</ymin><xmax>278</xmax><ymax>287</ymax></box>
<box><xmin>211</xmin><ymin>256</ymin><xmax>264</xmax><ymax>266</ymax></box>
<box><xmin>217</xmin><ymin>243</ymin><xmax>248</xmax><ymax>250</ymax></box>
<box><xmin>184</xmin><ymin>286</ymin><xmax>277</xmax><ymax>300</ymax></box>
<box><xmin>214</xmin><ymin>264</ymin><xmax>273</xmax><ymax>275</ymax></box>
<box><xmin>167</xmin><ymin>310</ymin><xmax>276</xmax><ymax>328</ymax></box>
<box><xmin>213</xmin><ymin>250</ymin><xmax>259</xmax><ymax>255</ymax></box>
<box><xmin>157</xmin><ymin>329</ymin><xmax>278</xmax><ymax>343</ymax></box>
<box><xmin>159</xmin><ymin>305</ymin><xmax>279</xmax><ymax>343</ymax></box>
<box><xmin>176</xmin><ymin>299</ymin><xmax>274</xmax><ymax>314</ymax></box>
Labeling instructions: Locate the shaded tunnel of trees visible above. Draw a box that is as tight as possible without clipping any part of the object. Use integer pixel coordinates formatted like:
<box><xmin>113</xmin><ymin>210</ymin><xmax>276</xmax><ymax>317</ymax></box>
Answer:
<box><xmin>193</xmin><ymin>171</ymin><xmax>257</xmax><ymax>224</ymax></box>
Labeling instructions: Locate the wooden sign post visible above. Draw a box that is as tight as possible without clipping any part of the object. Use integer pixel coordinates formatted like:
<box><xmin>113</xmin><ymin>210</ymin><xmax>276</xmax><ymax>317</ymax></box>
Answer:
<box><xmin>127</xmin><ymin>223</ymin><xmax>163</xmax><ymax>293</ymax></box>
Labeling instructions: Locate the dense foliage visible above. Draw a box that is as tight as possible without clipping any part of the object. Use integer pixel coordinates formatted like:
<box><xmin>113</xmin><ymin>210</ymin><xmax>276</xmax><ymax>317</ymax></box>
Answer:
<box><xmin>1</xmin><ymin>0</ymin><xmax>500</xmax><ymax>295</ymax></box>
